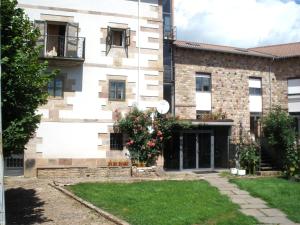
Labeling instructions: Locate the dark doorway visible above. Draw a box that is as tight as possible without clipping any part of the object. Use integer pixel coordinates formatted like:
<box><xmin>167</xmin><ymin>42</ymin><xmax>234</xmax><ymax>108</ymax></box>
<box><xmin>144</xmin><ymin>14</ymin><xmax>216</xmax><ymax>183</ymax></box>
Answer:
<box><xmin>183</xmin><ymin>133</ymin><xmax>196</xmax><ymax>169</ymax></box>
<box><xmin>47</xmin><ymin>23</ymin><xmax>66</xmax><ymax>57</ymax></box>
<box><xmin>198</xmin><ymin>133</ymin><xmax>211</xmax><ymax>168</ymax></box>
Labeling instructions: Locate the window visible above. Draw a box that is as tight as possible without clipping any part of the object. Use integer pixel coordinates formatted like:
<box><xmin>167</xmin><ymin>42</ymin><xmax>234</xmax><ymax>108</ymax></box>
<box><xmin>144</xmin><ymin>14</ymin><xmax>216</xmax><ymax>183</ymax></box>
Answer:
<box><xmin>110</xmin><ymin>133</ymin><xmax>123</xmax><ymax>150</ymax></box>
<box><xmin>250</xmin><ymin>113</ymin><xmax>261</xmax><ymax>139</ymax></box>
<box><xmin>249</xmin><ymin>78</ymin><xmax>262</xmax><ymax>96</ymax></box>
<box><xmin>48</xmin><ymin>77</ymin><xmax>63</xmax><ymax>97</ymax></box>
<box><xmin>106</xmin><ymin>26</ymin><xmax>130</xmax><ymax>56</ymax></box>
<box><xmin>196</xmin><ymin>73</ymin><xmax>211</xmax><ymax>92</ymax></box>
<box><xmin>109</xmin><ymin>80</ymin><xmax>125</xmax><ymax>101</ymax></box>
<box><xmin>112</xmin><ymin>29</ymin><xmax>124</xmax><ymax>47</ymax></box>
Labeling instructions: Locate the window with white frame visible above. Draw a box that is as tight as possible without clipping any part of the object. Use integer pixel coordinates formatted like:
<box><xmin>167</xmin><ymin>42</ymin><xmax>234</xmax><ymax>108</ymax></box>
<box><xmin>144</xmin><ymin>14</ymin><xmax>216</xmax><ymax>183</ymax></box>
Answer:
<box><xmin>195</xmin><ymin>73</ymin><xmax>211</xmax><ymax>113</ymax></box>
<box><xmin>288</xmin><ymin>78</ymin><xmax>300</xmax><ymax>113</ymax></box>
<box><xmin>196</xmin><ymin>73</ymin><xmax>211</xmax><ymax>92</ymax></box>
<box><xmin>249</xmin><ymin>77</ymin><xmax>262</xmax><ymax>113</ymax></box>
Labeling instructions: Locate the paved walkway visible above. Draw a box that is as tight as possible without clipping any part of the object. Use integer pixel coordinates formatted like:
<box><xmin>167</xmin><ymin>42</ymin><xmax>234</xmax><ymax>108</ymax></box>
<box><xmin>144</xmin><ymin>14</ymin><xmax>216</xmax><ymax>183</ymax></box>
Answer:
<box><xmin>4</xmin><ymin>177</ymin><xmax>116</xmax><ymax>225</ymax></box>
<box><xmin>203</xmin><ymin>173</ymin><xmax>298</xmax><ymax>225</ymax></box>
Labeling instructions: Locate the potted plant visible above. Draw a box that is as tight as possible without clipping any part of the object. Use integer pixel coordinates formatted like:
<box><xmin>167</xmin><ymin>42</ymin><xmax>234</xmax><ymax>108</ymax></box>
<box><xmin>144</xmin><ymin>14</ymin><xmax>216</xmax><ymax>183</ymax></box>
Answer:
<box><xmin>237</xmin><ymin>168</ymin><xmax>246</xmax><ymax>176</ymax></box>
<box><xmin>229</xmin><ymin>160</ymin><xmax>238</xmax><ymax>175</ymax></box>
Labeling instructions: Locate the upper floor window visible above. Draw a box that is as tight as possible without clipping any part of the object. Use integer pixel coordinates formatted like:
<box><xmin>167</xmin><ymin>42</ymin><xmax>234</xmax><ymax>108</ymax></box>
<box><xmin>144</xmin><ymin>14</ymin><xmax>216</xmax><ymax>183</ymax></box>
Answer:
<box><xmin>109</xmin><ymin>80</ymin><xmax>125</xmax><ymax>101</ymax></box>
<box><xmin>288</xmin><ymin>78</ymin><xmax>300</xmax><ymax>96</ymax></box>
<box><xmin>196</xmin><ymin>73</ymin><xmax>211</xmax><ymax>92</ymax></box>
<box><xmin>48</xmin><ymin>77</ymin><xmax>63</xmax><ymax>97</ymax></box>
<box><xmin>106</xmin><ymin>26</ymin><xmax>130</xmax><ymax>57</ymax></box>
<box><xmin>249</xmin><ymin>78</ymin><xmax>262</xmax><ymax>96</ymax></box>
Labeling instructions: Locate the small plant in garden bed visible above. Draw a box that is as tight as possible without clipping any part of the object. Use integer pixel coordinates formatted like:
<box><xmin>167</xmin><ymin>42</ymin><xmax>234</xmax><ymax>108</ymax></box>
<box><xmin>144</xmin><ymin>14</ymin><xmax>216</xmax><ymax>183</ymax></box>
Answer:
<box><xmin>107</xmin><ymin>160</ymin><xmax>129</xmax><ymax>167</ymax></box>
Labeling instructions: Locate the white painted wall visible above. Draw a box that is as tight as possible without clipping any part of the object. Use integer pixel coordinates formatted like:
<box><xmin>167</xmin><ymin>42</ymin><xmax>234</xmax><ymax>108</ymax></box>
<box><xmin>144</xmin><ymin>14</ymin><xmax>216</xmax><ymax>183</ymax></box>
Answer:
<box><xmin>36</xmin><ymin>122</ymin><xmax>109</xmax><ymax>158</ymax></box>
<box><xmin>19</xmin><ymin>0</ymin><xmax>162</xmax><ymax>160</ymax></box>
<box><xmin>196</xmin><ymin>92</ymin><xmax>211</xmax><ymax>111</ymax></box>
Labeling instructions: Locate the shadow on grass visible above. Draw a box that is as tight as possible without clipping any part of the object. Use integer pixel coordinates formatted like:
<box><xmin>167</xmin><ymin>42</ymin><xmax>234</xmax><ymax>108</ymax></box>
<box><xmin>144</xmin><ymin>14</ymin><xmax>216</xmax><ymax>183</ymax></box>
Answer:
<box><xmin>5</xmin><ymin>188</ymin><xmax>52</xmax><ymax>225</ymax></box>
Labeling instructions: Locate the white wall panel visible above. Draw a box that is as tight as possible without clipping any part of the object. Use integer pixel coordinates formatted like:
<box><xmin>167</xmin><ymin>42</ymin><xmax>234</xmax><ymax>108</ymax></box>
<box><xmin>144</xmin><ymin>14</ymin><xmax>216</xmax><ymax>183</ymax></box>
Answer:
<box><xmin>36</xmin><ymin>122</ymin><xmax>110</xmax><ymax>158</ymax></box>
<box><xmin>196</xmin><ymin>92</ymin><xmax>211</xmax><ymax>111</ymax></box>
<box><xmin>249</xmin><ymin>96</ymin><xmax>262</xmax><ymax>112</ymax></box>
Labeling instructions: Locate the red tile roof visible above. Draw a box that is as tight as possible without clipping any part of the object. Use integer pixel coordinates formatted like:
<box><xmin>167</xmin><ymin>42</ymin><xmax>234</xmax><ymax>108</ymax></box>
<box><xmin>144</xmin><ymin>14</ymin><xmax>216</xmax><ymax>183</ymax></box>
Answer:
<box><xmin>249</xmin><ymin>42</ymin><xmax>300</xmax><ymax>58</ymax></box>
<box><xmin>174</xmin><ymin>40</ymin><xmax>300</xmax><ymax>58</ymax></box>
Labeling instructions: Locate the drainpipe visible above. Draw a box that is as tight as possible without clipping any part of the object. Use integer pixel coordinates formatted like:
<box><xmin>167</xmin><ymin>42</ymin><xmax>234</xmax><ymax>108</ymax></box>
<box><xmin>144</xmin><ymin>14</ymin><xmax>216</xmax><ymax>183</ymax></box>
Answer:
<box><xmin>137</xmin><ymin>0</ymin><xmax>141</xmax><ymax>108</ymax></box>
<box><xmin>269</xmin><ymin>58</ymin><xmax>275</xmax><ymax>109</ymax></box>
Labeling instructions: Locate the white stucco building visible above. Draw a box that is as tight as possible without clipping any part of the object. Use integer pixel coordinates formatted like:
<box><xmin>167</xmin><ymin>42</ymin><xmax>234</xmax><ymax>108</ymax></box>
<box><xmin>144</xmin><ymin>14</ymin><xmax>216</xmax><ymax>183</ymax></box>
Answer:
<box><xmin>18</xmin><ymin>0</ymin><xmax>164</xmax><ymax>177</ymax></box>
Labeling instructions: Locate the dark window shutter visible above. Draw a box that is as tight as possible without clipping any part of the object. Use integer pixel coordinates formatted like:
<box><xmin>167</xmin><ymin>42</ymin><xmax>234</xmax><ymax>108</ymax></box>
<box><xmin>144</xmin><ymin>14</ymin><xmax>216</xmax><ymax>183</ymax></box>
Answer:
<box><xmin>106</xmin><ymin>26</ymin><xmax>112</xmax><ymax>55</ymax></box>
<box><xmin>66</xmin><ymin>23</ymin><xmax>79</xmax><ymax>57</ymax></box>
<box><xmin>34</xmin><ymin>20</ymin><xmax>46</xmax><ymax>56</ymax></box>
<box><xmin>124</xmin><ymin>28</ymin><xmax>130</xmax><ymax>57</ymax></box>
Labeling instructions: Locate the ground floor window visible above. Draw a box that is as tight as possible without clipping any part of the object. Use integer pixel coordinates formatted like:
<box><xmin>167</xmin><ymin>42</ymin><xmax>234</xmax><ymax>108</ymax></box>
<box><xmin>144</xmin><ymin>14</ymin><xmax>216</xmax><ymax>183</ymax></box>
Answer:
<box><xmin>48</xmin><ymin>77</ymin><xmax>63</xmax><ymax>97</ymax></box>
<box><xmin>110</xmin><ymin>133</ymin><xmax>123</xmax><ymax>150</ymax></box>
<box><xmin>250</xmin><ymin>113</ymin><xmax>261</xmax><ymax>140</ymax></box>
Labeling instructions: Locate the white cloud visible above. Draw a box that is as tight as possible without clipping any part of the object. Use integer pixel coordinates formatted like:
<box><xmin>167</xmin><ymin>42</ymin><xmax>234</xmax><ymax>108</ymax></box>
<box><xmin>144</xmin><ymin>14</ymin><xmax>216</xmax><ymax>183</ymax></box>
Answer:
<box><xmin>174</xmin><ymin>0</ymin><xmax>300</xmax><ymax>47</ymax></box>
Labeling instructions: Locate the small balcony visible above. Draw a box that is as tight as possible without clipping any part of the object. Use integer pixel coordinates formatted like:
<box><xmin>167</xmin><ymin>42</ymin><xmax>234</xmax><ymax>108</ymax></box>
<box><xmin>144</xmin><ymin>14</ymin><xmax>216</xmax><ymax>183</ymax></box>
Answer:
<box><xmin>163</xmin><ymin>26</ymin><xmax>177</xmax><ymax>41</ymax></box>
<box><xmin>37</xmin><ymin>35</ymin><xmax>85</xmax><ymax>66</ymax></box>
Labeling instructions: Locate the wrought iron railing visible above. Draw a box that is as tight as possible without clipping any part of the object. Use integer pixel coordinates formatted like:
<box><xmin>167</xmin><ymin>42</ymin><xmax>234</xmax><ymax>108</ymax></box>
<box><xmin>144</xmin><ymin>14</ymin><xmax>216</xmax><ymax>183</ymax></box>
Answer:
<box><xmin>37</xmin><ymin>35</ymin><xmax>85</xmax><ymax>59</ymax></box>
<box><xmin>5</xmin><ymin>155</ymin><xmax>23</xmax><ymax>168</ymax></box>
<box><xmin>164</xmin><ymin>65</ymin><xmax>174</xmax><ymax>82</ymax></box>
<box><xmin>163</xmin><ymin>26</ymin><xmax>176</xmax><ymax>40</ymax></box>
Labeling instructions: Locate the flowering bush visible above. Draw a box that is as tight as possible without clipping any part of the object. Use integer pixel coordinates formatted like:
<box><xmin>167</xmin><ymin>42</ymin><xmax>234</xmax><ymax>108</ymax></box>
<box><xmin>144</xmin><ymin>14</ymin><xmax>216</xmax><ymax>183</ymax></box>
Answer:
<box><xmin>262</xmin><ymin>106</ymin><xmax>300</xmax><ymax>178</ymax></box>
<box><xmin>117</xmin><ymin>107</ymin><xmax>176</xmax><ymax>166</ymax></box>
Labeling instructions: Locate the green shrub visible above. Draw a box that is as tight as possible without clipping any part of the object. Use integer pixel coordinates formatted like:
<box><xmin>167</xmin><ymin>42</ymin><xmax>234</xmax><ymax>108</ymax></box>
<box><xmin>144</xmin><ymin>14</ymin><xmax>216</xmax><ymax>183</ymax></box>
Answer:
<box><xmin>239</xmin><ymin>143</ymin><xmax>260</xmax><ymax>174</ymax></box>
<box><xmin>262</xmin><ymin>106</ymin><xmax>300</xmax><ymax>178</ymax></box>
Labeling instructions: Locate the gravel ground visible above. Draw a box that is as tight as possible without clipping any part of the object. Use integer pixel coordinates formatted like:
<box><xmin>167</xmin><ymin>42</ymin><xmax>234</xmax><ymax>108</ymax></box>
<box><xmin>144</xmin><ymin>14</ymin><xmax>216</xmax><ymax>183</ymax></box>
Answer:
<box><xmin>4</xmin><ymin>177</ymin><xmax>116</xmax><ymax>225</ymax></box>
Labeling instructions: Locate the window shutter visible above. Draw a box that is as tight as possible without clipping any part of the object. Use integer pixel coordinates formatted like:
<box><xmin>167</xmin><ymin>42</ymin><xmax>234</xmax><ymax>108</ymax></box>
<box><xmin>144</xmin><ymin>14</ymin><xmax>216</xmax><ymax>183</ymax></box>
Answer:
<box><xmin>106</xmin><ymin>26</ymin><xmax>112</xmax><ymax>56</ymax></box>
<box><xmin>124</xmin><ymin>28</ymin><xmax>130</xmax><ymax>58</ymax></box>
<box><xmin>34</xmin><ymin>20</ymin><xmax>46</xmax><ymax>56</ymax></box>
<box><xmin>125</xmin><ymin>28</ymin><xmax>130</xmax><ymax>46</ymax></box>
<box><xmin>66</xmin><ymin>22</ymin><xmax>79</xmax><ymax>57</ymax></box>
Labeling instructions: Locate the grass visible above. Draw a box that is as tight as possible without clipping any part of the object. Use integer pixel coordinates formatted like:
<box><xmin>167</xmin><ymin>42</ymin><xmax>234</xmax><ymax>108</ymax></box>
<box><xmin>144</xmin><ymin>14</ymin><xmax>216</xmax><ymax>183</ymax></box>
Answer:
<box><xmin>68</xmin><ymin>180</ymin><xmax>257</xmax><ymax>225</ymax></box>
<box><xmin>230</xmin><ymin>177</ymin><xmax>300</xmax><ymax>223</ymax></box>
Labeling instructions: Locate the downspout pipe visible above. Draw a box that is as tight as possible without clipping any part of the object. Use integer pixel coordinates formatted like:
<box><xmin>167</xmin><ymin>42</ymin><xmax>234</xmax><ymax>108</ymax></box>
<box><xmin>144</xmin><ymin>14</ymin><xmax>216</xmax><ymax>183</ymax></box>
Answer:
<box><xmin>137</xmin><ymin>0</ymin><xmax>141</xmax><ymax>108</ymax></box>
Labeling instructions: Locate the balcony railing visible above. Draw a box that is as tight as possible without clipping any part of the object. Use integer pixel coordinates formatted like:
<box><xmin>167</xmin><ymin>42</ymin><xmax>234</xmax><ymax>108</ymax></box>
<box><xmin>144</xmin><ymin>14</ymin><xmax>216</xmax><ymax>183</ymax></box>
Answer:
<box><xmin>164</xmin><ymin>65</ymin><xmax>174</xmax><ymax>82</ymax></box>
<box><xmin>163</xmin><ymin>26</ymin><xmax>176</xmax><ymax>40</ymax></box>
<box><xmin>37</xmin><ymin>35</ymin><xmax>85</xmax><ymax>60</ymax></box>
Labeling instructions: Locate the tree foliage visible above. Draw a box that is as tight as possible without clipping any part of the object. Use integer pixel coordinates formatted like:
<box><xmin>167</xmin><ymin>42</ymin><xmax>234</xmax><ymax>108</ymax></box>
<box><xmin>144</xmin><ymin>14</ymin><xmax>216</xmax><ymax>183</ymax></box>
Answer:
<box><xmin>262</xmin><ymin>106</ymin><xmax>299</xmax><ymax>178</ymax></box>
<box><xmin>1</xmin><ymin>0</ymin><xmax>56</xmax><ymax>155</ymax></box>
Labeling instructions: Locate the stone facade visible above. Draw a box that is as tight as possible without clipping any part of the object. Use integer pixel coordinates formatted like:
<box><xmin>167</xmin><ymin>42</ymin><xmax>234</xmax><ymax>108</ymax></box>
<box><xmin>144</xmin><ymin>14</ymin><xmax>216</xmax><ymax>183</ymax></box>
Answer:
<box><xmin>174</xmin><ymin>47</ymin><xmax>300</xmax><ymax>140</ymax></box>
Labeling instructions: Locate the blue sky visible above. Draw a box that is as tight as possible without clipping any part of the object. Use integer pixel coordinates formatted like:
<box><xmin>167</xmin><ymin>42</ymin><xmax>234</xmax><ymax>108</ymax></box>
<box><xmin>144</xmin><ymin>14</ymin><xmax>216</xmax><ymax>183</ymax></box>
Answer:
<box><xmin>175</xmin><ymin>0</ymin><xmax>300</xmax><ymax>48</ymax></box>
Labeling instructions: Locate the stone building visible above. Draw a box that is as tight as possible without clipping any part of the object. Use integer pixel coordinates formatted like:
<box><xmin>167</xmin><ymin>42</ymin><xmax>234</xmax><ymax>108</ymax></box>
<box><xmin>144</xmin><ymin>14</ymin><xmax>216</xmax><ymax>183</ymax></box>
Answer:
<box><xmin>4</xmin><ymin>0</ymin><xmax>299</xmax><ymax>176</ymax></box>
<box><xmin>10</xmin><ymin>0</ymin><xmax>166</xmax><ymax>177</ymax></box>
<box><xmin>162</xmin><ymin>40</ymin><xmax>300</xmax><ymax>171</ymax></box>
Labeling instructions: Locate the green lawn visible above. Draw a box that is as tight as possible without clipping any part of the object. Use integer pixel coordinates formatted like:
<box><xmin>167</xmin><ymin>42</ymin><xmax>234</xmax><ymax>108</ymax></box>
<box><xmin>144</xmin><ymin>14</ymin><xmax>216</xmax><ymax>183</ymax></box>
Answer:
<box><xmin>231</xmin><ymin>177</ymin><xmax>300</xmax><ymax>223</ymax></box>
<box><xmin>68</xmin><ymin>180</ymin><xmax>257</xmax><ymax>225</ymax></box>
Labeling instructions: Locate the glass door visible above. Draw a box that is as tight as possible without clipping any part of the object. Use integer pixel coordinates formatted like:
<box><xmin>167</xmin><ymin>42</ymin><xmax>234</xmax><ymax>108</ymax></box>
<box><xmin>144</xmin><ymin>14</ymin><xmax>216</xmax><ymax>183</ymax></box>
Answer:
<box><xmin>198</xmin><ymin>133</ymin><xmax>211</xmax><ymax>168</ymax></box>
<box><xmin>183</xmin><ymin>133</ymin><xmax>196</xmax><ymax>169</ymax></box>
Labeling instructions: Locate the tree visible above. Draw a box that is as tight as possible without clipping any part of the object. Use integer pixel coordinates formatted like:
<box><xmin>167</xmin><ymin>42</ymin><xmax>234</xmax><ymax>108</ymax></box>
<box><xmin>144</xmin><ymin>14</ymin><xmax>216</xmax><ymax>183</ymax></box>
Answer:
<box><xmin>1</xmin><ymin>0</ymin><xmax>56</xmax><ymax>155</ymax></box>
<box><xmin>262</xmin><ymin>106</ymin><xmax>299</xmax><ymax>178</ymax></box>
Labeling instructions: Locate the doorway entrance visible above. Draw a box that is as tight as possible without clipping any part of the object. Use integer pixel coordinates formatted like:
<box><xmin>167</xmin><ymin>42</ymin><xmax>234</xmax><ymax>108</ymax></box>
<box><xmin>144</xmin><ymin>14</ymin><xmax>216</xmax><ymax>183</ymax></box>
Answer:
<box><xmin>181</xmin><ymin>131</ymin><xmax>213</xmax><ymax>170</ymax></box>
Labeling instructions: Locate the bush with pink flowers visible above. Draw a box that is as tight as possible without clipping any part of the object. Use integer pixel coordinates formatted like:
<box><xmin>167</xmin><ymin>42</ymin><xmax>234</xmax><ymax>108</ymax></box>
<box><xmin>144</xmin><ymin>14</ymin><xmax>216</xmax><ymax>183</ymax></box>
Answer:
<box><xmin>117</xmin><ymin>107</ymin><xmax>177</xmax><ymax>166</ymax></box>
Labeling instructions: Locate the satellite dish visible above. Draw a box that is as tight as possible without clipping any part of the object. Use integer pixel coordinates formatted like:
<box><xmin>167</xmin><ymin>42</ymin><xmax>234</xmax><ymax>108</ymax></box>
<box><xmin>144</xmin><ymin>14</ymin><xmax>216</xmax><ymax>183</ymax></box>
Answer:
<box><xmin>156</xmin><ymin>100</ymin><xmax>170</xmax><ymax>114</ymax></box>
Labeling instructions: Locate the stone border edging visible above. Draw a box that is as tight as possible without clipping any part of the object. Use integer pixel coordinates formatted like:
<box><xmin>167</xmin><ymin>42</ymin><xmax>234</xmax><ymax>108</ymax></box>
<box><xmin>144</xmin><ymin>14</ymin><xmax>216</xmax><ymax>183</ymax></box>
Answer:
<box><xmin>48</xmin><ymin>183</ymin><xmax>130</xmax><ymax>225</ymax></box>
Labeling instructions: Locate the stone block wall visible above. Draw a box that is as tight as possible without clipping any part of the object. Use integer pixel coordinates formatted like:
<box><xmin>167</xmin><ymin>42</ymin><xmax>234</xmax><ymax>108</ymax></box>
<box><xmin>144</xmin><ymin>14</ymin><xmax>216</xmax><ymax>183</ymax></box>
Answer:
<box><xmin>37</xmin><ymin>166</ymin><xmax>131</xmax><ymax>178</ymax></box>
<box><xmin>174</xmin><ymin>47</ymin><xmax>300</xmax><ymax>140</ymax></box>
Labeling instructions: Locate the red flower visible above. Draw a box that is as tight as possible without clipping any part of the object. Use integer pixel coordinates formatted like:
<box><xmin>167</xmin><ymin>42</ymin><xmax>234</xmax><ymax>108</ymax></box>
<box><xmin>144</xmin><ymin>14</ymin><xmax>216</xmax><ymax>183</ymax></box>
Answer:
<box><xmin>157</xmin><ymin>130</ymin><xmax>162</xmax><ymax>136</ymax></box>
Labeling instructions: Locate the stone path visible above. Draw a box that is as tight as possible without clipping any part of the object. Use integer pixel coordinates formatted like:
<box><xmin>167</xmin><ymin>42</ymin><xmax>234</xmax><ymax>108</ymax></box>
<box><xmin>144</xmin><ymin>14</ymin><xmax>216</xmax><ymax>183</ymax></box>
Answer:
<box><xmin>203</xmin><ymin>173</ymin><xmax>299</xmax><ymax>225</ymax></box>
<box><xmin>4</xmin><ymin>177</ymin><xmax>116</xmax><ymax>225</ymax></box>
